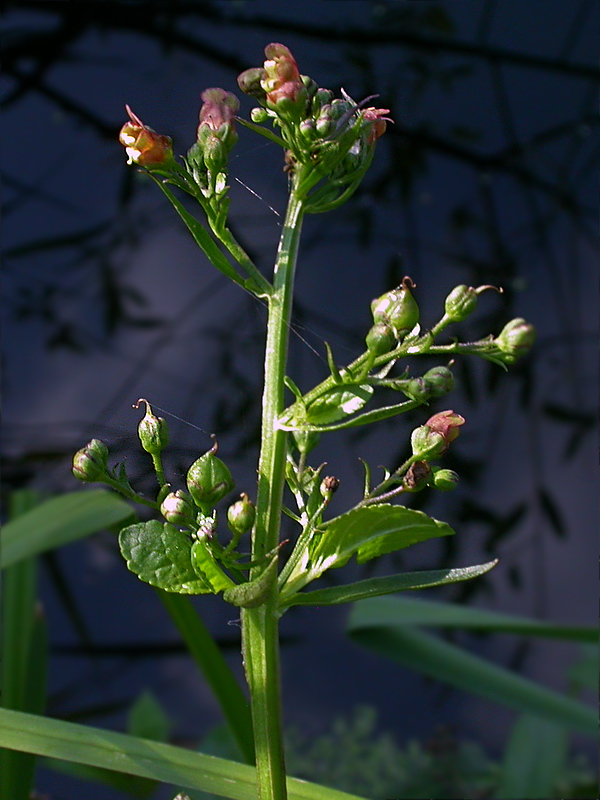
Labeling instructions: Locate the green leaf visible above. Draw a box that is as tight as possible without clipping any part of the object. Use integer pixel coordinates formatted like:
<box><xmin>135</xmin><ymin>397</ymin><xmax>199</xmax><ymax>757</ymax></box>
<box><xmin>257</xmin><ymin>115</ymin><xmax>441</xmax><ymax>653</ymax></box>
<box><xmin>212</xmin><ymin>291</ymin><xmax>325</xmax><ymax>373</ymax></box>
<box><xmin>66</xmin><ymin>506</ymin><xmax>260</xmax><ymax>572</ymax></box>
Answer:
<box><xmin>0</xmin><ymin>709</ymin><xmax>368</xmax><ymax>800</ymax></box>
<box><xmin>280</xmin><ymin>560</ymin><xmax>497</xmax><ymax>609</ymax></box>
<box><xmin>348</xmin><ymin>601</ymin><xmax>597</xmax><ymax>735</ymax></box>
<box><xmin>282</xmin><ymin>504</ymin><xmax>454</xmax><ymax>595</ymax></box>
<box><xmin>191</xmin><ymin>539</ymin><xmax>235</xmax><ymax>593</ymax></box>
<box><xmin>152</xmin><ymin>180</ymin><xmax>248</xmax><ymax>292</ymax></box>
<box><xmin>305</xmin><ymin>384</ymin><xmax>374</xmax><ymax>425</ymax></box>
<box><xmin>119</xmin><ymin>521</ymin><xmax>212</xmax><ymax>594</ymax></box>
<box><xmin>0</xmin><ymin>490</ymin><xmax>133</xmax><ymax>569</ymax></box>
<box><xmin>496</xmin><ymin>714</ymin><xmax>567</xmax><ymax>798</ymax></box>
<box><xmin>347</xmin><ymin>594</ymin><xmax>598</xmax><ymax>642</ymax></box>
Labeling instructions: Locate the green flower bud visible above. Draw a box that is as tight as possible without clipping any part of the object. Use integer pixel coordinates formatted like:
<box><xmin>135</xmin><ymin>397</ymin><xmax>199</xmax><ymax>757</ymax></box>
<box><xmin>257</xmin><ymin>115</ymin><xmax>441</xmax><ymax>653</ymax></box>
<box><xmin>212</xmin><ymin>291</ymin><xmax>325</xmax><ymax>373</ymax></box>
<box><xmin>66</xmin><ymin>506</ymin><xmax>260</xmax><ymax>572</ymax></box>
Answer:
<box><xmin>315</xmin><ymin>109</ymin><xmax>333</xmax><ymax>136</ymax></box>
<box><xmin>227</xmin><ymin>493</ymin><xmax>256</xmax><ymax>536</ymax></box>
<box><xmin>422</xmin><ymin>365</ymin><xmax>454</xmax><ymax>398</ymax></box>
<box><xmin>320</xmin><ymin>475</ymin><xmax>340</xmax><ymax>501</ymax></box>
<box><xmin>495</xmin><ymin>318</ymin><xmax>535</xmax><ymax>363</ymax></box>
<box><xmin>72</xmin><ymin>439</ymin><xmax>109</xmax><ymax>482</ymax></box>
<box><xmin>135</xmin><ymin>399</ymin><xmax>169</xmax><ymax>455</ymax></box>
<box><xmin>299</xmin><ymin>118</ymin><xmax>317</xmax><ymax>142</ymax></box>
<box><xmin>237</xmin><ymin>67</ymin><xmax>267</xmax><ymax>100</ymax></box>
<box><xmin>370</xmin><ymin>277</ymin><xmax>419</xmax><ymax>337</ymax></box>
<box><xmin>186</xmin><ymin>442</ymin><xmax>235</xmax><ymax>510</ymax></box>
<box><xmin>365</xmin><ymin>321</ymin><xmax>396</xmax><ymax>356</ymax></box>
<box><xmin>312</xmin><ymin>88</ymin><xmax>334</xmax><ymax>114</ymax></box>
<box><xmin>444</xmin><ymin>285</ymin><xmax>478</xmax><ymax>322</ymax></box>
<box><xmin>402</xmin><ymin>460</ymin><xmax>432</xmax><ymax>492</ymax></box>
<box><xmin>432</xmin><ymin>468</ymin><xmax>459</xmax><ymax>491</ymax></box>
<box><xmin>251</xmin><ymin>107</ymin><xmax>270</xmax><ymax>124</ymax></box>
<box><xmin>160</xmin><ymin>490</ymin><xmax>195</xmax><ymax>526</ymax></box>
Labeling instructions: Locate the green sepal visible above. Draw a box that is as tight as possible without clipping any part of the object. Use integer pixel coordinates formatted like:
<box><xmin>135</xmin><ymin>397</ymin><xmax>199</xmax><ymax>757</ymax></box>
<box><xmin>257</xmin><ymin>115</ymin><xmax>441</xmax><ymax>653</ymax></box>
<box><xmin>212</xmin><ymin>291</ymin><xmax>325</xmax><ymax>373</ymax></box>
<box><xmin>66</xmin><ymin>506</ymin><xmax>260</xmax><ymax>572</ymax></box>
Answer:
<box><xmin>324</xmin><ymin>342</ymin><xmax>343</xmax><ymax>384</ymax></box>
<box><xmin>190</xmin><ymin>538</ymin><xmax>235</xmax><ymax>593</ymax></box>
<box><xmin>280</xmin><ymin>504</ymin><xmax>454</xmax><ymax>598</ymax></box>
<box><xmin>222</xmin><ymin>553</ymin><xmax>279</xmax><ymax>608</ymax></box>
<box><xmin>119</xmin><ymin>520</ymin><xmax>213</xmax><ymax>594</ymax></box>
<box><xmin>279</xmin><ymin>560</ymin><xmax>498</xmax><ymax>610</ymax></box>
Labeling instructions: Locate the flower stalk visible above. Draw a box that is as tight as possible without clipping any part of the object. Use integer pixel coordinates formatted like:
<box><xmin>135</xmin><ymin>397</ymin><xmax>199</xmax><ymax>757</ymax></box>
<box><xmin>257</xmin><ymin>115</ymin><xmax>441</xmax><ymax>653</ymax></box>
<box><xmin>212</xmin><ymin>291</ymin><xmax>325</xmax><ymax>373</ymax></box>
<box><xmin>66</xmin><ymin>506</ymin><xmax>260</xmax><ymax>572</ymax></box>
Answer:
<box><xmin>240</xmin><ymin>181</ymin><xmax>305</xmax><ymax>800</ymax></box>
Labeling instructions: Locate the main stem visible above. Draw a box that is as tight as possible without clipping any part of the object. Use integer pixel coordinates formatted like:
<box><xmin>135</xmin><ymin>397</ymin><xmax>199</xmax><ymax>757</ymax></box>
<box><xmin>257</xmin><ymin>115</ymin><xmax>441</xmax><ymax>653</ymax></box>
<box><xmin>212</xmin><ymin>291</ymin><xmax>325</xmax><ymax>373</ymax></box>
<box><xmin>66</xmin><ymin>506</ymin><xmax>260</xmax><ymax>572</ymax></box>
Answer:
<box><xmin>241</xmin><ymin>186</ymin><xmax>304</xmax><ymax>800</ymax></box>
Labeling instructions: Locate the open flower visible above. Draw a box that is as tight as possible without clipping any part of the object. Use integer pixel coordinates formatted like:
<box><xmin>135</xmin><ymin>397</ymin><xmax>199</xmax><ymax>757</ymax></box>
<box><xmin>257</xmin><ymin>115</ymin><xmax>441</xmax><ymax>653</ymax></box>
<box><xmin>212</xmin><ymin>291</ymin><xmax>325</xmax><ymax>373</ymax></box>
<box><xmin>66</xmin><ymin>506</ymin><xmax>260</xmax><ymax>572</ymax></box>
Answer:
<box><xmin>119</xmin><ymin>105</ymin><xmax>173</xmax><ymax>167</ymax></box>
<box><xmin>261</xmin><ymin>43</ymin><xmax>305</xmax><ymax>109</ymax></box>
<box><xmin>198</xmin><ymin>89</ymin><xmax>239</xmax><ymax>139</ymax></box>
<box><xmin>362</xmin><ymin>106</ymin><xmax>392</xmax><ymax>144</ymax></box>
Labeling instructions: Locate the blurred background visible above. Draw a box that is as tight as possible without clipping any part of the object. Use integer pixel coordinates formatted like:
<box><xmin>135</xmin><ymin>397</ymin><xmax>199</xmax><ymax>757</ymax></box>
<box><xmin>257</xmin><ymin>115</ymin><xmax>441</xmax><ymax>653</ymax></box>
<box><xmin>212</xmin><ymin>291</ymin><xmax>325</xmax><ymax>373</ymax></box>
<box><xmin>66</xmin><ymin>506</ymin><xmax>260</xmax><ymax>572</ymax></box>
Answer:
<box><xmin>2</xmin><ymin>1</ymin><xmax>597</xmax><ymax>798</ymax></box>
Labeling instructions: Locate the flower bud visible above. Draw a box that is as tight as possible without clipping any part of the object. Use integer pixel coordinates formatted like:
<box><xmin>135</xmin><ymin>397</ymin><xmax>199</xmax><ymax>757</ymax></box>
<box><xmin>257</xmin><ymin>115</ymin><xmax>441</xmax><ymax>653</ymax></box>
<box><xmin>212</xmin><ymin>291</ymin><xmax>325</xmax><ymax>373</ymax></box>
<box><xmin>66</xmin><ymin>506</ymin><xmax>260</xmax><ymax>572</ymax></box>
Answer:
<box><xmin>299</xmin><ymin>118</ymin><xmax>317</xmax><ymax>142</ymax></box>
<box><xmin>494</xmin><ymin>318</ymin><xmax>535</xmax><ymax>363</ymax></box>
<box><xmin>135</xmin><ymin>399</ymin><xmax>169</xmax><ymax>455</ymax></box>
<box><xmin>422</xmin><ymin>365</ymin><xmax>454</xmax><ymax>398</ymax></box>
<box><xmin>161</xmin><ymin>490</ymin><xmax>195</xmax><ymax>526</ymax></box>
<box><xmin>444</xmin><ymin>285</ymin><xmax>478</xmax><ymax>322</ymax></box>
<box><xmin>411</xmin><ymin>410</ymin><xmax>465</xmax><ymax>459</ymax></box>
<box><xmin>320</xmin><ymin>475</ymin><xmax>340</xmax><ymax>501</ymax></box>
<box><xmin>312</xmin><ymin>88</ymin><xmax>333</xmax><ymax>114</ymax></box>
<box><xmin>186</xmin><ymin>442</ymin><xmax>235</xmax><ymax>510</ymax></box>
<box><xmin>119</xmin><ymin>106</ymin><xmax>173</xmax><ymax>167</ymax></box>
<box><xmin>402</xmin><ymin>460</ymin><xmax>432</xmax><ymax>492</ymax></box>
<box><xmin>227</xmin><ymin>493</ymin><xmax>256</xmax><ymax>536</ymax></box>
<box><xmin>251</xmin><ymin>107</ymin><xmax>270</xmax><ymax>124</ymax></box>
<box><xmin>365</xmin><ymin>321</ymin><xmax>396</xmax><ymax>356</ymax></box>
<box><xmin>315</xmin><ymin>110</ymin><xmax>333</xmax><ymax>137</ymax></box>
<box><xmin>370</xmin><ymin>277</ymin><xmax>419</xmax><ymax>338</ymax></box>
<box><xmin>237</xmin><ymin>67</ymin><xmax>267</xmax><ymax>100</ymax></box>
<box><xmin>72</xmin><ymin>439</ymin><xmax>109</xmax><ymax>482</ymax></box>
<box><xmin>432</xmin><ymin>468</ymin><xmax>459</xmax><ymax>491</ymax></box>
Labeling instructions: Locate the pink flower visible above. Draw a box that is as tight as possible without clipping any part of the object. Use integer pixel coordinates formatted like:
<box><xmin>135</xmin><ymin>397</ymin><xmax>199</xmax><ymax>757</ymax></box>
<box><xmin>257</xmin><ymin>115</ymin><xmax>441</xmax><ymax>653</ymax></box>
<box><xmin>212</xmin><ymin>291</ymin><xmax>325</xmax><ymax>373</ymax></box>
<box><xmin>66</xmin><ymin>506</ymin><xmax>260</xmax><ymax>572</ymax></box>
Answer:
<box><xmin>261</xmin><ymin>43</ymin><xmax>304</xmax><ymax>105</ymax></box>
<box><xmin>362</xmin><ymin>107</ymin><xmax>392</xmax><ymax>144</ymax></box>
<box><xmin>198</xmin><ymin>88</ymin><xmax>239</xmax><ymax>136</ymax></box>
<box><xmin>425</xmin><ymin>410</ymin><xmax>465</xmax><ymax>451</ymax></box>
<box><xmin>119</xmin><ymin>105</ymin><xmax>173</xmax><ymax>167</ymax></box>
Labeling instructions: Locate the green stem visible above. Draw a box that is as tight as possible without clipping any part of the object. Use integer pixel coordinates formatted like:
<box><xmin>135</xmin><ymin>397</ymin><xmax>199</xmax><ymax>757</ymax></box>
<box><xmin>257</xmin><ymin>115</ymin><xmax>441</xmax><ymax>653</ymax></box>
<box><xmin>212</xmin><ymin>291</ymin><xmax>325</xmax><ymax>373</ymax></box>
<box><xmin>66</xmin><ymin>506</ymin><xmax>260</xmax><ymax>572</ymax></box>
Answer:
<box><xmin>241</xmin><ymin>184</ymin><xmax>305</xmax><ymax>800</ymax></box>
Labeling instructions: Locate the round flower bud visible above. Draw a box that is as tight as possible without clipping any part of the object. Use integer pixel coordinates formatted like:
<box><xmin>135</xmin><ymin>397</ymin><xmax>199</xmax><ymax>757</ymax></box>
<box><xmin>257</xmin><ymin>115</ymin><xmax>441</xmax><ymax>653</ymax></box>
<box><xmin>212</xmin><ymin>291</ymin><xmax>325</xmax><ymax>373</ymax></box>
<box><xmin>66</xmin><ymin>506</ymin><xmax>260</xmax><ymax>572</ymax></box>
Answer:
<box><xmin>72</xmin><ymin>439</ymin><xmax>109</xmax><ymax>482</ymax></box>
<box><xmin>422</xmin><ymin>365</ymin><xmax>454</xmax><ymax>398</ymax></box>
<box><xmin>406</xmin><ymin>377</ymin><xmax>432</xmax><ymax>403</ymax></box>
<box><xmin>444</xmin><ymin>285</ymin><xmax>478</xmax><ymax>322</ymax></box>
<box><xmin>227</xmin><ymin>493</ymin><xmax>256</xmax><ymax>536</ymax></box>
<box><xmin>136</xmin><ymin>399</ymin><xmax>169</xmax><ymax>455</ymax></box>
<box><xmin>315</xmin><ymin>109</ymin><xmax>333</xmax><ymax>136</ymax></box>
<box><xmin>495</xmin><ymin>318</ymin><xmax>536</xmax><ymax>363</ymax></box>
<box><xmin>299</xmin><ymin>118</ymin><xmax>317</xmax><ymax>142</ymax></box>
<box><xmin>365</xmin><ymin>321</ymin><xmax>396</xmax><ymax>357</ymax></box>
<box><xmin>251</xmin><ymin>107</ymin><xmax>270</xmax><ymax>124</ymax></box>
<box><xmin>186</xmin><ymin>444</ymin><xmax>235</xmax><ymax>510</ymax></box>
<box><xmin>320</xmin><ymin>475</ymin><xmax>340</xmax><ymax>501</ymax></box>
<box><xmin>161</xmin><ymin>490</ymin><xmax>195</xmax><ymax>526</ymax></box>
<box><xmin>237</xmin><ymin>67</ymin><xmax>267</xmax><ymax>100</ymax></box>
<box><xmin>370</xmin><ymin>277</ymin><xmax>419</xmax><ymax>337</ymax></box>
<box><xmin>432</xmin><ymin>468</ymin><xmax>459</xmax><ymax>491</ymax></box>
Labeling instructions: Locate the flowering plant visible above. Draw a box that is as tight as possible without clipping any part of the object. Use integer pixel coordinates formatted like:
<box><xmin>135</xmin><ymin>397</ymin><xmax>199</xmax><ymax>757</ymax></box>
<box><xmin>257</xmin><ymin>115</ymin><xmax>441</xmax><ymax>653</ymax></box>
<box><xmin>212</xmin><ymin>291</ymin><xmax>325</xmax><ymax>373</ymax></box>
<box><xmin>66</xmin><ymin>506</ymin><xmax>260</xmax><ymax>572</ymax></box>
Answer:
<box><xmin>73</xmin><ymin>43</ymin><xmax>534</xmax><ymax>799</ymax></box>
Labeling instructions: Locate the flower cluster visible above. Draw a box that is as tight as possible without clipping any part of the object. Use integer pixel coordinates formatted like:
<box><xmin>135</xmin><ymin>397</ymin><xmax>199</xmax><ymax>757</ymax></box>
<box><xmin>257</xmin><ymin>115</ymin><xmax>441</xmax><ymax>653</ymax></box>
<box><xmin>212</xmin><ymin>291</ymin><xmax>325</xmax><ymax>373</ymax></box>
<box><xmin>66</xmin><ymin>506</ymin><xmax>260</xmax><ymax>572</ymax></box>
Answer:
<box><xmin>237</xmin><ymin>43</ymin><xmax>392</xmax><ymax>211</ymax></box>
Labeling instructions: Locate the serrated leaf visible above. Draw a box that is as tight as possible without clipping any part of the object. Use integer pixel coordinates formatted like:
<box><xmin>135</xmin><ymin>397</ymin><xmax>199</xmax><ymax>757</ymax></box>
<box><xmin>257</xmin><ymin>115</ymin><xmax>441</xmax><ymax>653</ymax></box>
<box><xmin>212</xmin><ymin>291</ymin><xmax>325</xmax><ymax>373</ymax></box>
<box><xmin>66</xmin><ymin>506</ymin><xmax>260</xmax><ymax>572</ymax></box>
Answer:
<box><xmin>190</xmin><ymin>539</ymin><xmax>234</xmax><ymax>593</ymax></box>
<box><xmin>119</xmin><ymin>521</ymin><xmax>212</xmax><ymax>594</ymax></box>
<box><xmin>282</xmin><ymin>504</ymin><xmax>454</xmax><ymax>594</ymax></box>
<box><xmin>305</xmin><ymin>384</ymin><xmax>373</xmax><ymax>425</ymax></box>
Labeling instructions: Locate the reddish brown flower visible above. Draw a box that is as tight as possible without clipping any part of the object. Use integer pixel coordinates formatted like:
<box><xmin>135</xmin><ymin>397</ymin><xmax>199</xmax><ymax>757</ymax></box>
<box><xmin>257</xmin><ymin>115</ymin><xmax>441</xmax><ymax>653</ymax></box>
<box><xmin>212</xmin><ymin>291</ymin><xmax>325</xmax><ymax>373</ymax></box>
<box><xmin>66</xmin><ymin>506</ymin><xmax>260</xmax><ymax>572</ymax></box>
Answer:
<box><xmin>261</xmin><ymin>43</ymin><xmax>304</xmax><ymax>106</ymax></box>
<box><xmin>425</xmin><ymin>410</ymin><xmax>465</xmax><ymax>451</ymax></box>
<box><xmin>119</xmin><ymin>105</ymin><xmax>173</xmax><ymax>167</ymax></box>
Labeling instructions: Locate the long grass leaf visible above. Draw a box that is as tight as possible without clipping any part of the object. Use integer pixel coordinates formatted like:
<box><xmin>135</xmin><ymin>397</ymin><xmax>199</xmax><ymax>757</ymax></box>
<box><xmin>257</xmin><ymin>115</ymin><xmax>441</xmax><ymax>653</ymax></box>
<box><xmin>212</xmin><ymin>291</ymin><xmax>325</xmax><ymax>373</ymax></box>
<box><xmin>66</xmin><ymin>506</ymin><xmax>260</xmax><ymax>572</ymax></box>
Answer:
<box><xmin>0</xmin><ymin>709</ymin><xmax>368</xmax><ymax>800</ymax></box>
